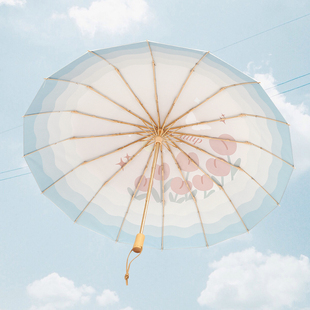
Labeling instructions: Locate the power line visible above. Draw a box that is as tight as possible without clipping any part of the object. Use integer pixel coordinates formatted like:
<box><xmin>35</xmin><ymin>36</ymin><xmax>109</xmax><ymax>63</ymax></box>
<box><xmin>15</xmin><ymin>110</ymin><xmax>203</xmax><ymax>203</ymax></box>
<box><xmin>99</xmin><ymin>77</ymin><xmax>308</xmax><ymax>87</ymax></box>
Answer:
<box><xmin>271</xmin><ymin>82</ymin><xmax>310</xmax><ymax>97</ymax></box>
<box><xmin>1</xmin><ymin>14</ymin><xmax>309</xmax><ymax>139</ymax></box>
<box><xmin>0</xmin><ymin>167</ymin><xmax>29</xmax><ymax>175</ymax></box>
<box><xmin>0</xmin><ymin>172</ymin><xmax>32</xmax><ymax>182</ymax></box>
<box><xmin>213</xmin><ymin>12</ymin><xmax>310</xmax><ymax>53</ymax></box>
<box><xmin>266</xmin><ymin>72</ymin><xmax>310</xmax><ymax>90</ymax></box>
<box><xmin>0</xmin><ymin>125</ymin><xmax>22</xmax><ymax>135</ymax></box>
<box><xmin>1</xmin><ymin>14</ymin><xmax>310</xmax><ymax>184</ymax></box>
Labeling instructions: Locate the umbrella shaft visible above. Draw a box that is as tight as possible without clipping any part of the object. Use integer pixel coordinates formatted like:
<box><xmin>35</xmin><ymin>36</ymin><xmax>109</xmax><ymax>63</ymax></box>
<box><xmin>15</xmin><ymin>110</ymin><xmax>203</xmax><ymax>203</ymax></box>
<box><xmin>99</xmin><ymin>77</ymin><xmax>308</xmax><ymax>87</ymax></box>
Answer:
<box><xmin>139</xmin><ymin>142</ymin><xmax>161</xmax><ymax>234</ymax></box>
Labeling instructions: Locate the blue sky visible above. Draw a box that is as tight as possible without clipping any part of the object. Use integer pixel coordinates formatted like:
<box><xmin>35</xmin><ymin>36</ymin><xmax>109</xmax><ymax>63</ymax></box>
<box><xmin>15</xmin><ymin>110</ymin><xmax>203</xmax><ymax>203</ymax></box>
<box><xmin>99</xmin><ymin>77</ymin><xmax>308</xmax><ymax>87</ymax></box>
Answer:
<box><xmin>1</xmin><ymin>0</ymin><xmax>310</xmax><ymax>309</ymax></box>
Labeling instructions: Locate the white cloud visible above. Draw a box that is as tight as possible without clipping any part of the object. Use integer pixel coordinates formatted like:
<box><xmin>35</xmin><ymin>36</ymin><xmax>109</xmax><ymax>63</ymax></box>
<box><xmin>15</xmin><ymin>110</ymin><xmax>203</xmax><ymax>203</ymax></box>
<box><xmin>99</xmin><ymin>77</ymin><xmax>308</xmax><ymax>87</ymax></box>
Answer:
<box><xmin>68</xmin><ymin>0</ymin><xmax>150</xmax><ymax>37</ymax></box>
<box><xmin>120</xmin><ymin>307</ymin><xmax>133</xmax><ymax>310</ymax></box>
<box><xmin>96</xmin><ymin>289</ymin><xmax>119</xmax><ymax>306</ymax></box>
<box><xmin>27</xmin><ymin>273</ymin><xmax>95</xmax><ymax>310</ymax></box>
<box><xmin>0</xmin><ymin>0</ymin><xmax>26</xmax><ymax>6</ymax></box>
<box><xmin>198</xmin><ymin>248</ymin><xmax>310</xmax><ymax>309</ymax></box>
<box><xmin>51</xmin><ymin>13</ymin><xmax>67</xmax><ymax>20</ymax></box>
<box><xmin>254</xmin><ymin>71</ymin><xmax>310</xmax><ymax>177</ymax></box>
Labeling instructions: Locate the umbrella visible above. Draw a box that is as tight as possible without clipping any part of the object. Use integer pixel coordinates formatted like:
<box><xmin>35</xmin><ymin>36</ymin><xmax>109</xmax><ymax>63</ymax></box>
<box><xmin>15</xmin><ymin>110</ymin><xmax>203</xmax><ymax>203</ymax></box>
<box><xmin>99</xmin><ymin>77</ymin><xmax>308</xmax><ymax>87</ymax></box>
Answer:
<box><xmin>24</xmin><ymin>41</ymin><xmax>294</xmax><ymax>284</ymax></box>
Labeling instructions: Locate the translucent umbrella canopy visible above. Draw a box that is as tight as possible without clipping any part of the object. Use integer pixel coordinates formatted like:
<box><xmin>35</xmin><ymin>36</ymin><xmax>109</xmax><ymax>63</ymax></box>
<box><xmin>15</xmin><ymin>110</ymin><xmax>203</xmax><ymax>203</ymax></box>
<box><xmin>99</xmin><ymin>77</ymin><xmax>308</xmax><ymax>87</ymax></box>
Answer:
<box><xmin>24</xmin><ymin>41</ymin><xmax>294</xmax><ymax>251</ymax></box>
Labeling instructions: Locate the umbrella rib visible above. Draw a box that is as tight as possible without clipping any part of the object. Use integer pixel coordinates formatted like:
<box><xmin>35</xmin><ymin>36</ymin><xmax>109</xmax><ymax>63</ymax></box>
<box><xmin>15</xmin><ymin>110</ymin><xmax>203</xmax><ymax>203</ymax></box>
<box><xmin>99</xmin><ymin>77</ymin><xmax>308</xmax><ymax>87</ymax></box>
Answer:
<box><xmin>172</xmin><ymin>132</ymin><xmax>294</xmax><ymax>168</ymax></box>
<box><xmin>166</xmin><ymin>138</ymin><xmax>249</xmax><ymax>233</ymax></box>
<box><xmin>88</xmin><ymin>84</ymin><xmax>155</xmax><ymax>130</ymax></box>
<box><xmin>41</xmin><ymin>137</ymin><xmax>149</xmax><ymax>194</ymax></box>
<box><xmin>24</xmin><ymin>110</ymin><xmax>149</xmax><ymax>131</ymax></box>
<box><xmin>164</xmin><ymin>142</ymin><xmax>209</xmax><ymax>247</ymax></box>
<box><xmin>160</xmin><ymin>143</ymin><xmax>165</xmax><ymax>250</ymax></box>
<box><xmin>146</xmin><ymin>41</ymin><xmax>160</xmax><ymax>131</ymax></box>
<box><xmin>142</xmin><ymin>118</ymin><xmax>156</xmax><ymax>136</ymax></box>
<box><xmin>242</xmin><ymin>113</ymin><xmax>289</xmax><ymax>125</ymax></box>
<box><xmin>87</xmin><ymin>50</ymin><xmax>158</xmax><ymax>128</ymax></box>
<box><xmin>162</xmin><ymin>51</ymin><xmax>210</xmax><ymax>129</ymax></box>
<box><xmin>45</xmin><ymin>77</ymin><xmax>154</xmax><ymax>129</ymax></box>
<box><xmin>70</xmin><ymin>111</ymin><xmax>151</xmax><ymax>136</ymax></box>
<box><xmin>23</xmin><ymin>132</ymin><xmax>147</xmax><ymax>157</ymax></box>
<box><xmin>168</xmin><ymin>113</ymin><xmax>289</xmax><ymax>131</ymax></box>
<box><xmin>90</xmin><ymin>88</ymin><xmax>154</xmax><ymax>134</ymax></box>
<box><xmin>115</xmin><ymin>144</ymin><xmax>156</xmax><ymax>242</ymax></box>
<box><xmin>172</xmin><ymin>135</ymin><xmax>280</xmax><ymax>206</ymax></box>
<box><xmin>74</xmin><ymin>140</ymin><xmax>152</xmax><ymax>223</ymax></box>
<box><xmin>221</xmin><ymin>187</ymin><xmax>249</xmax><ymax>232</ymax></box>
<box><xmin>163</xmin><ymin>82</ymin><xmax>259</xmax><ymax>135</ymax></box>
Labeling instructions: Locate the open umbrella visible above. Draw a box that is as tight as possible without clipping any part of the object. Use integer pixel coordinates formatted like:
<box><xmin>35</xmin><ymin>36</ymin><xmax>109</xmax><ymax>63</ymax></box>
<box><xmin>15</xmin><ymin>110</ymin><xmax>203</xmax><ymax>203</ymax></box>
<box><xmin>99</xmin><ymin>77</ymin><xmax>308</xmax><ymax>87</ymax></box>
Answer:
<box><xmin>24</xmin><ymin>41</ymin><xmax>294</xmax><ymax>284</ymax></box>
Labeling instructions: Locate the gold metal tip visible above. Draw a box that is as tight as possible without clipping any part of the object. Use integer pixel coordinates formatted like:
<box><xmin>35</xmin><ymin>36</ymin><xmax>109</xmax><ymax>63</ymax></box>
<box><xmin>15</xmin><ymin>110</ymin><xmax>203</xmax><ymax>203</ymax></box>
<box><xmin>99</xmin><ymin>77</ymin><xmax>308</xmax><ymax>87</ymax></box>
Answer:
<box><xmin>132</xmin><ymin>233</ymin><xmax>145</xmax><ymax>253</ymax></box>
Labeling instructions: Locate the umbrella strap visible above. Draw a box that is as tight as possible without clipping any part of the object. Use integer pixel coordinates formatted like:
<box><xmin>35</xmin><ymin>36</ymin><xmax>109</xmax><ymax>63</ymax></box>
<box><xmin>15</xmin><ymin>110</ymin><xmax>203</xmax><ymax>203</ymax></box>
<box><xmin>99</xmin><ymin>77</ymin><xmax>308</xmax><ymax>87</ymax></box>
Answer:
<box><xmin>125</xmin><ymin>249</ymin><xmax>142</xmax><ymax>285</ymax></box>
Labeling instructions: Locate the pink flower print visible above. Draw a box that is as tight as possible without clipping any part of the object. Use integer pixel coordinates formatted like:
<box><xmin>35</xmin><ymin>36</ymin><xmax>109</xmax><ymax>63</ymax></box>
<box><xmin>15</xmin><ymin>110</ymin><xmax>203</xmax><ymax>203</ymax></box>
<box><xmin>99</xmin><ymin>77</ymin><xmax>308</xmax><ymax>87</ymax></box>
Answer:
<box><xmin>171</xmin><ymin>177</ymin><xmax>192</xmax><ymax>195</ymax></box>
<box><xmin>206</xmin><ymin>158</ymin><xmax>230</xmax><ymax>176</ymax></box>
<box><xmin>176</xmin><ymin>152</ymin><xmax>199</xmax><ymax>172</ymax></box>
<box><xmin>192</xmin><ymin>174</ymin><xmax>213</xmax><ymax>191</ymax></box>
<box><xmin>135</xmin><ymin>176</ymin><xmax>150</xmax><ymax>192</ymax></box>
<box><xmin>209</xmin><ymin>134</ymin><xmax>237</xmax><ymax>156</ymax></box>
<box><xmin>154</xmin><ymin>163</ymin><xmax>170</xmax><ymax>181</ymax></box>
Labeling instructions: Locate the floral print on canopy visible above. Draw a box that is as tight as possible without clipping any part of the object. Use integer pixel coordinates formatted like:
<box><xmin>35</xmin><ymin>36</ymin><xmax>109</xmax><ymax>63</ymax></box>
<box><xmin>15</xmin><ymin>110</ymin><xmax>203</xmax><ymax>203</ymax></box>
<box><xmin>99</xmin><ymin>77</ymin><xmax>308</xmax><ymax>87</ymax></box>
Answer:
<box><xmin>135</xmin><ymin>176</ymin><xmax>150</xmax><ymax>192</ymax></box>
<box><xmin>128</xmin><ymin>142</ymin><xmax>239</xmax><ymax>203</ymax></box>
<box><xmin>171</xmin><ymin>177</ymin><xmax>192</xmax><ymax>195</ymax></box>
<box><xmin>192</xmin><ymin>174</ymin><xmax>213</xmax><ymax>191</ymax></box>
<box><xmin>206</xmin><ymin>158</ymin><xmax>230</xmax><ymax>176</ymax></box>
<box><xmin>176</xmin><ymin>152</ymin><xmax>199</xmax><ymax>172</ymax></box>
<box><xmin>209</xmin><ymin>134</ymin><xmax>237</xmax><ymax>156</ymax></box>
<box><xmin>154</xmin><ymin>163</ymin><xmax>170</xmax><ymax>181</ymax></box>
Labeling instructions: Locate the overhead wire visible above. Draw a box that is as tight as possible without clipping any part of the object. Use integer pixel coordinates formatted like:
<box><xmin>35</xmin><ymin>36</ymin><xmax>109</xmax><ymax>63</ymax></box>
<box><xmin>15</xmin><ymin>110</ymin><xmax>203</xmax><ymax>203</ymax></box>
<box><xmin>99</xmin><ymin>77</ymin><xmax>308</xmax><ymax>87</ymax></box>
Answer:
<box><xmin>271</xmin><ymin>82</ymin><xmax>310</xmax><ymax>97</ymax></box>
<box><xmin>0</xmin><ymin>125</ymin><xmax>22</xmax><ymax>135</ymax></box>
<box><xmin>1</xmin><ymin>12</ymin><xmax>310</xmax><ymax>183</ymax></box>
<box><xmin>0</xmin><ymin>166</ymin><xmax>28</xmax><ymax>175</ymax></box>
<box><xmin>213</xmin><ymin>12</ymin><xmax>310</xmax><ymax>52</ymax></box>
<box><xmin>0</xmin><ymin>172</ymin><xmax>32</xmax><ymax>182</ymax></box>
<box><xmin>266</xmin><ymin>72</ymin><xmax>310</xmax><ymax>90</ymax></box>
<box><xmin>1</xmin><ymin>13</ymin><xmax>309</xmax><ymax>139</ymax></box>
